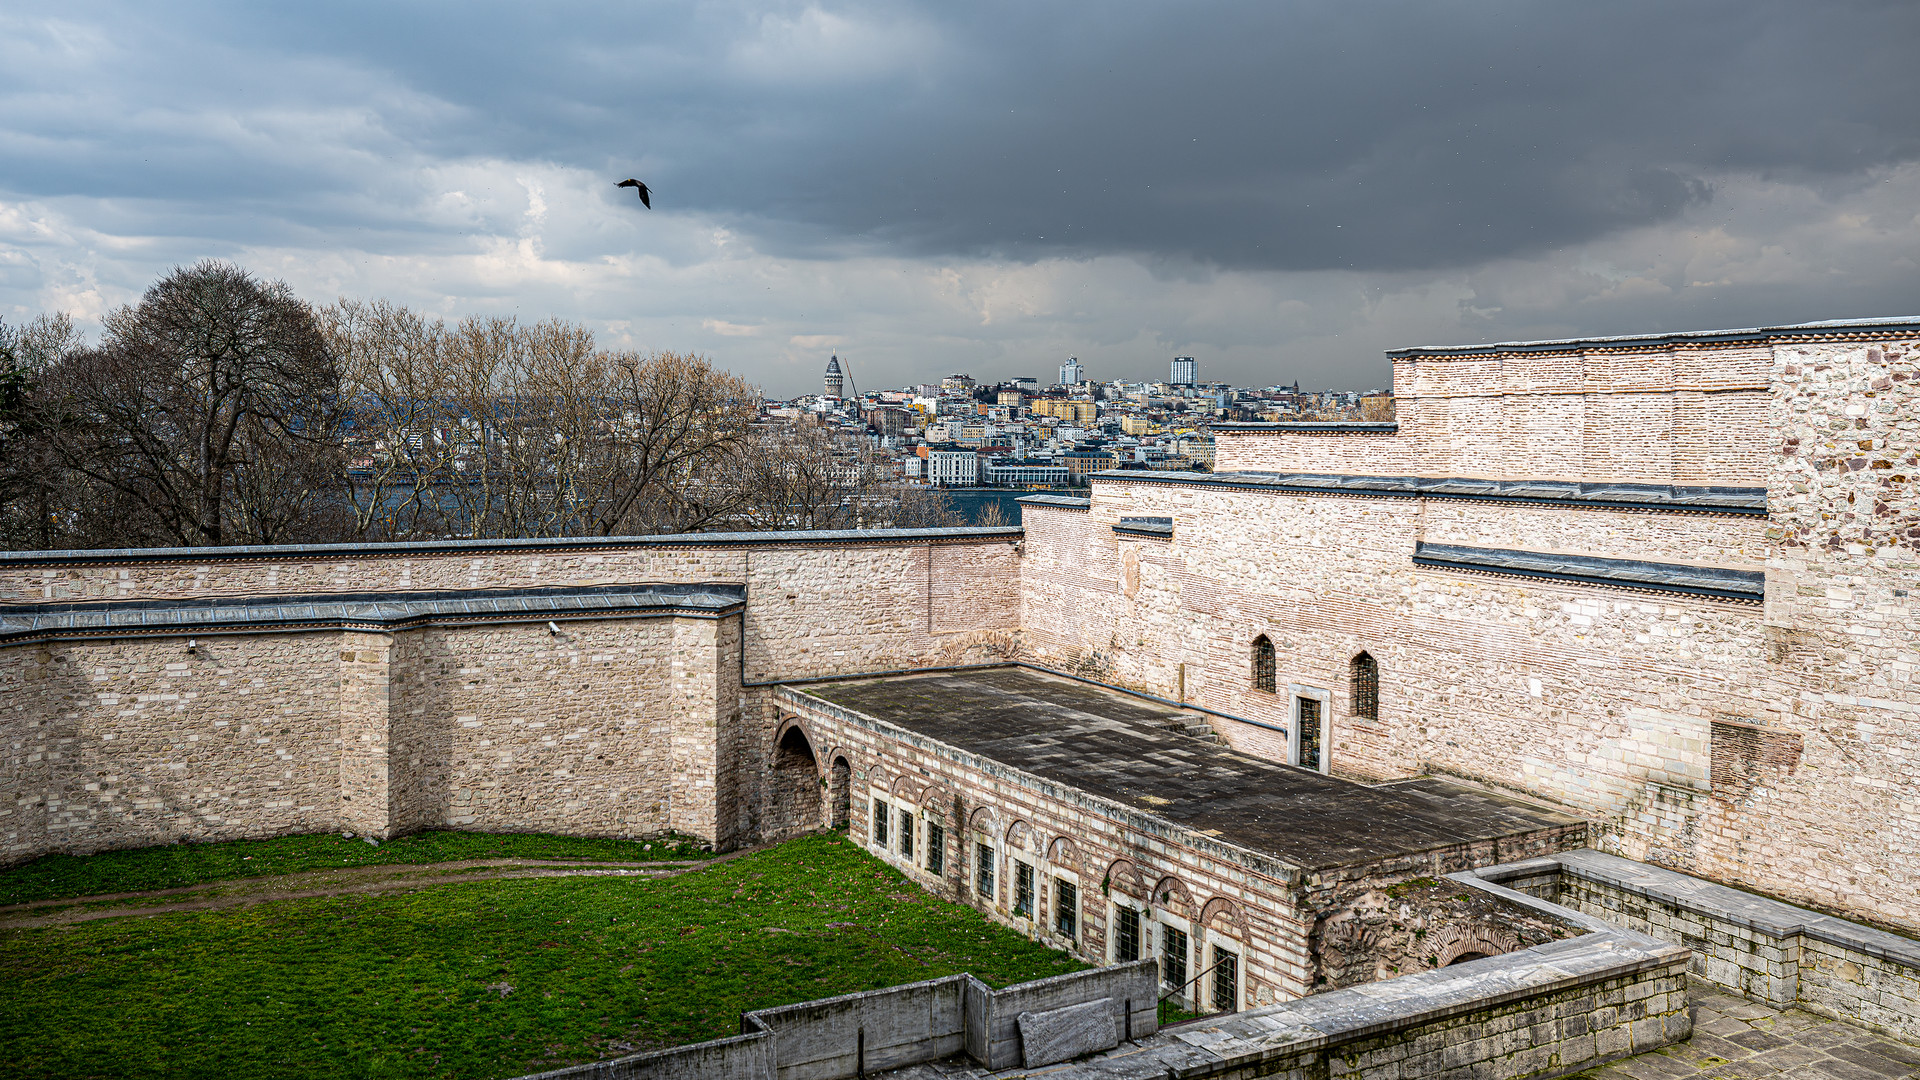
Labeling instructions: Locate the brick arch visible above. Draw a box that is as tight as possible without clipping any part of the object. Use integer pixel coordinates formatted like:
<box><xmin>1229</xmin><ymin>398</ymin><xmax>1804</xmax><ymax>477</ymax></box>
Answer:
<box><xmin>1046</xmin><ymin>836</ymin><xmax>1079</xmax><ymax>871</ymax></box>
<box><xmin>1150</xmin><ymin>874</ymin><xmax>1196</xmax><ymax>916</ymax></box>
<box><xmin>867</xmin><ymin>765</ymin><xmax>897</xmax><ymax>792</ymax></box>
<box><xmin>889</xmin><ymin>774</ymin><xmax>928</xmax><ymax>802</ymax></box>
<box><xmin>1005</xmin><ymin>819</ymin><xmax>1035</xmax><ymax>851</ymax></box>
<box><xmin>1199</xmin><ymin>896</ymin><xmax>1248</xmax><ymax>937</ymax></box>
<box><xmin>969</xmin><ymin>806</ymin><xmax>1000</xmax><ymax>835</ymax></box>
<box><xmin>1427</xmin><ymin>924</ymin><xmax>1521</xmax><ymax>968</ymax></box>
<box><xmin>772</xmin><ymin>714</ymin><xmax>821</xmax><ymax>759</ymax></box>
<box><xmin>1103</xmin><ymin>858</ymin><xmax>1149</xmax><ymax>899</ymax></box>
<box><xmin>919</xmin><ymin>787</ymin><xmax>956</xmax><ymax>822</ymax></box>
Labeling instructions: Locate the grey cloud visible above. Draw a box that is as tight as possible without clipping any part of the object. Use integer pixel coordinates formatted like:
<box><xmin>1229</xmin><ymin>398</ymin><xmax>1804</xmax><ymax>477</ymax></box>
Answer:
<box><xmin>7</xmin><ymin>1</ymin><xmax>1919</xmax><ymax>274</ymax></box>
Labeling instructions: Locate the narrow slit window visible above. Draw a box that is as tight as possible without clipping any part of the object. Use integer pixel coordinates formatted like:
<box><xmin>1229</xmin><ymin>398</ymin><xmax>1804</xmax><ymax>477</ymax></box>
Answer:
<box><xmin>1252</xmin><ymin>635</ymin><xmax>1276</xmax><ymax>693</ymax></box>
<box><xmin>926</xmin><ymin>818</ymin><xmax>945</xmax><ymax>874</ymax></box>
<box><xmin>1014</xmin><ymin>860</ymin><xmax>1035</xmax><ymax>917</ymax></box>
<box><xmin>1351</xmin><ymin>651</ymin><xmax>1379</xmax><ymax>720</ymax></box>
<box><xmin>872</xmin><ymin>800</ymin><xmax>889</xmax><ymax>847</ymax></box>
<box><xmin>976</xmin><ymin>842</ymin><xmax>995</xmax><ymax>896</ymax></box>
<box><xmin>1114</xmin><ymin>906</ymin><xmax>1141</xmax><ymax>962</ymax></box>
<box><xmin>1055</xmin><ymin>879</ymin><xmax>1078</xmax><ymax>939</ymax></box>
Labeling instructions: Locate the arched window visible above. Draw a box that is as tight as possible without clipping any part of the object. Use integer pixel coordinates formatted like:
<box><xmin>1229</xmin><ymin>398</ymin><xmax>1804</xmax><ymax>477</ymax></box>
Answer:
<box><xmin>1350</xmin><ymin>652</ymin><xmax>1379</xmax><ymax>719</ymax></box>
<box><xmin>1251</xmin><ymin>635</ymin><xmax>1276</xmax><ymax>693</ymax></box>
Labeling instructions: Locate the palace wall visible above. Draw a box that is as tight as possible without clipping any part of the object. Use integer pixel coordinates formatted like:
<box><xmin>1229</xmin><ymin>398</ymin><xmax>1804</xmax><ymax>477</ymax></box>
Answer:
<box><xmin>1018</xmin><ymin>326</ymin><xmax>1920</xmax><ymax>933</ymax></box>
<box><xmin>0</xmin><ymin>532</ymin><xmax>1023</xmax><ymax>864</ymax></box>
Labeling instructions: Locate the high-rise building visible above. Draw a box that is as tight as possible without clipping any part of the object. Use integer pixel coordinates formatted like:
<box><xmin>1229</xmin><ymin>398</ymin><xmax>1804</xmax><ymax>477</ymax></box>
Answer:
<box><xmin>1170</xmin><ymin>356</ymin><xmax>1197</xmax><ymax>386</ymax></box>
<box><xmin>1059</xmin><ymin>356</ymin><xmax>1083</xmax><ymax>385</ymax></box>
<box><xmin>824</xmin><ymin>355</ymin><xmax>844</xmax><ymax>399</ymax></box>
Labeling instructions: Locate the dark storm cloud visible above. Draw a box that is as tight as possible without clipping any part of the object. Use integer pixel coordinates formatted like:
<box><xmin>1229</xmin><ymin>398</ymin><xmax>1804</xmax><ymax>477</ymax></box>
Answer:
<box><xmin>5</xmin><ymin>1</ymin><xmax>1917</xmax><ymax>275</ymax></box>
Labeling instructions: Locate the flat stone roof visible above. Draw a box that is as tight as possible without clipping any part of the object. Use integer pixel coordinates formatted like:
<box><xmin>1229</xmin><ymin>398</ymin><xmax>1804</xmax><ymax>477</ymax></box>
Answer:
<box><xmin>800</xmin><ymin>668</ymin><xmax>1581</xmax><ymax>872</ymax></box>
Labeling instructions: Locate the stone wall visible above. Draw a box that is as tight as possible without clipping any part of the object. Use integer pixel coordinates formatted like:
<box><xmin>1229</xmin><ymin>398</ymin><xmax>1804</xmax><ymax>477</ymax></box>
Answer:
<box><xmin>0</xmin><ymin>530</ymin><xmax>1022</xmax><ymax>864</ymax></box>
<box><xmin>1018</xmin><ymin>325</ymin><xmax>1920</xmax><ymax>934</ymax></box>
<box><xmin>1469</xmin><ymin>849</ymin><xmax>1920</xmax><ymax>1043</ymax></box>
<box><xmin>1215</xmin><ymin>340</ymin><xmax>1771</xmax><ymax>486</ymax></box>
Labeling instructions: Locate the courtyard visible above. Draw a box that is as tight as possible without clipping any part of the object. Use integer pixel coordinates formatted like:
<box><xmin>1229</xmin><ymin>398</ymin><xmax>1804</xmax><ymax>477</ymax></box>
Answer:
<box><xmin>0</xmin><ymin>832</ymin><xmax>1082</xmax><ymax>1080</ymax></box>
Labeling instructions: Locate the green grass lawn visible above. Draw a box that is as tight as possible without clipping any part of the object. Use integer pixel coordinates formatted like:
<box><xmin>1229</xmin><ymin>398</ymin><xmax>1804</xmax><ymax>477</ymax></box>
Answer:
<box><xmin>0</xmin><ymin>830</ymin><xmax>709</xmax><ymax>906</ymax></box>
<box><xmin>0</xmin><ymin>833</ymin><xmax>1083</xmax><ymax>1080</ymax></box>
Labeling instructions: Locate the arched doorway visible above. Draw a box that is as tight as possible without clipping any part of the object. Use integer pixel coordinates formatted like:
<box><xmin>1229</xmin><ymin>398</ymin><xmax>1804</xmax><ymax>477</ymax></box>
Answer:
<box><xmin>767</xmin><ymin>722</ymin><xmax>824</xmax><ymax>840</ymax></box>
<box><xmin>830</xmin><ymin>756</ymin><xmax>852</xmax><ymax>830</ymax></box>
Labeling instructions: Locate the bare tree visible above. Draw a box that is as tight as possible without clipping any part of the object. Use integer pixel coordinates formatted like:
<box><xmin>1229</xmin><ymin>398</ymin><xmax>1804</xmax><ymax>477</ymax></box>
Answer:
<box><xmin>42</xmin><ymin>261</ymin><xmax>345</xmax><ymax>547</ymax></box>
<box><xmin>0</xmin><ymin>314</ymin><xmax>85</xmax><ymax>548</ymax></box>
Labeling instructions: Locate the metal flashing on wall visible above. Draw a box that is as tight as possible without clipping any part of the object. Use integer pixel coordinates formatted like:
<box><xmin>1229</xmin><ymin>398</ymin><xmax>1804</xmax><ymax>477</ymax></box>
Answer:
<box><xmin>1094</xmin><ymin>470</ymin><xmax>1766</xmax><ymax>515</ymax></box>
<box><xmin>1112</xmin><ymin>516</ymin><xmax>1174</xmax><ymax>539</ymax></box>
<box><xmin>1412</xmin><ymin>542</ymin><xmax>1764</xmax><ymax>602</ymax></box>
<box><xmin>0</xmin><ymin>582</ymin><xmax>748</xmax><ymax>646</ymax></box>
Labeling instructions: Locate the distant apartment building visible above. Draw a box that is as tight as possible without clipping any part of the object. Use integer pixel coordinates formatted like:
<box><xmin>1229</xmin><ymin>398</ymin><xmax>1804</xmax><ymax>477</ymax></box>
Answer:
<box><xmin>1170</xmin><ymin>355</ymin><xmax>1197</xmax><ymax>385</ymax></box>
<box><xmin>1033</xmin><ymin>399</ymin><xmax>1098</xmax><ymax>425</ymax></box>
<box><xmin>927</xmin><ymin>450</ymin><xmax>979</xmax><ymax>487</ymax></box>
<box><xmin>940</xmin><ymin>373</ymin><xmax>977</xmax><ymax>393</ymax></box>
<box><xmin>1059</xmin><ymin>356</ymin><xmax>1083</xmax><ymax>385</ymax></box>
<box><xmin>865</xmin><ymin>407</ymin><xmax>911</xmax><ymax>437</ymax></box>
<box><xmin>1120</xmin><ymin>414</ymin><xmax>1159</xmax><ymax>436</ymax></box>
<box><xmin>983</xmin><ymin>460</ymin><xmax>1070</xmax><ymax>488</ymax></box>
<box><xmin>1061</xmin><ymin>449</ymin><xmax>1117</xmax><ymax>482</ymax></box>
<box><xmin>996</xmin><ymin>390</ymin><xmax>1025</xmax><ymax>408</ymax></box>
<box><xmin>1360</xmin><ymin>392</ymin><xmax>1396</xmax><ymax>421</ymax></box>
<box><xmin>1012</xmin><ymin>376</ymin><xmax>1038</xmax><ymax>390</ymax></box>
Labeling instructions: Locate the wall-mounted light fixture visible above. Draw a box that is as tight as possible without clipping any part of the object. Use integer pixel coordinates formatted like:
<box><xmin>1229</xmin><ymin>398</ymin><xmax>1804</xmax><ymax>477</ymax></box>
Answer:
<box><xmin>547</xmin><ymin>621</ymin><xmax>562</xmax><ymax>636</ymax></box>
<box><xmin>186</xmin><ymin>638</ymin><xmax>198</xmax><ymax>655</ymax></box>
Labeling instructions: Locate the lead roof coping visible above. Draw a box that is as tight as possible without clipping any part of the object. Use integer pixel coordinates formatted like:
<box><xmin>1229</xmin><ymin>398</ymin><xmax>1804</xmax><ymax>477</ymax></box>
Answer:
<box><xmin>1413</xmin><ymin>543</ymin><xmax>1763</xmax><ymax>601</ymax></box>
<box><xmin>1092</xmin><ymin>469</ymin><xmax>1767</xmax><ymax>513</ymax></box>
<box><xmin>1386</xmin><ymin>315</ymin><xmax>1920</xmax><ymax>357</ymax></box>
<box><xmin>0</xmin><ymin>526</ymin><xmax>1026</xmax><ymax>567</ymax></box>
<box><xmin>0</xmin><ymin>582</ymin><xmax>746</xmax><ymax>643</ymax></box>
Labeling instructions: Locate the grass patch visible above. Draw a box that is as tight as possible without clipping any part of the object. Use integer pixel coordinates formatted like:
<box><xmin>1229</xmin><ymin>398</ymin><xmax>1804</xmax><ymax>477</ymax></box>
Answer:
<box><xmin>0</xmin><ymin>831</ymin><xmax>710</xmax><ymax>906</ymax></box>
<box><xmin>0</xmin><ymin>833</ymin><xmax>1083</xmax><ymax>1079</ymax></box>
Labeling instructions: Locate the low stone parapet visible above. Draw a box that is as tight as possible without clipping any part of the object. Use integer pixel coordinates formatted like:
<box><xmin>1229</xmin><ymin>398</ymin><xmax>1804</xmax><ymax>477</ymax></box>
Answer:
<box><xmin>1466</xmin><ymin>848</ymin><xmax>1920</xmax><ymax>1042</ymax></box>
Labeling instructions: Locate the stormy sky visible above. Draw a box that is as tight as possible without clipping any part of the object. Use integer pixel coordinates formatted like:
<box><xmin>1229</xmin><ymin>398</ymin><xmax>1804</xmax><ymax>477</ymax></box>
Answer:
<box><xmin>3</xmin><ymin>2</ymin><xmax>1918</xmax><ymax>395</ymax></box>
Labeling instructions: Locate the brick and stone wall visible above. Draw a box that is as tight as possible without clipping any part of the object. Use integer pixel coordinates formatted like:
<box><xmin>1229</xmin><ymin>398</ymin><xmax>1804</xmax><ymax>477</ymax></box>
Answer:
<box><xmin>775</xmin><ymin>683</ymin><xmax>1584</xmax><ymax>1006</ymax></box>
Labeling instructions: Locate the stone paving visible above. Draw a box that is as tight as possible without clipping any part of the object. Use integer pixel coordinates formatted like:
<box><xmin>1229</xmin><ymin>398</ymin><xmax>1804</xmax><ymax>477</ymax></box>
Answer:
<box><xmin>1576</xmin><ymin>980</ymin><xmax>1920</xmax><ymax>1080</ymax></box>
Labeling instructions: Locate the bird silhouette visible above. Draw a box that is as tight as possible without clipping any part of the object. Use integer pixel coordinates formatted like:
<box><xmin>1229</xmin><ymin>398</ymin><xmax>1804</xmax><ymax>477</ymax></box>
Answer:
<box><xmin>617</xmin><ymin>179</ymin><xmax>652</xmax><ymax>208</ymax></box>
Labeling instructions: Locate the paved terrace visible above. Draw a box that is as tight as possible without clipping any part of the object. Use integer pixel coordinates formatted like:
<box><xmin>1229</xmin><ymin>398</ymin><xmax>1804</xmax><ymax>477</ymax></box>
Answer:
<box><xmin>802</xmin><ymin>668</ymin><xmax>1581</xmax><ymax>871</ymax></box>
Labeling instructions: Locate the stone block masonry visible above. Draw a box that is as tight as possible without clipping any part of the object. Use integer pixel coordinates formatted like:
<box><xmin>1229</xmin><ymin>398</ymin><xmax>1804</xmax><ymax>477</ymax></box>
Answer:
<box><xmin>0</xmin><ymin>530</ymin><xmax>1023</xmax><ymax>864</ymax></box>
<box><xmin>1018</xmin><ymin>320</ymin><xmax>1920</xmax><ymax>935</ymax></box>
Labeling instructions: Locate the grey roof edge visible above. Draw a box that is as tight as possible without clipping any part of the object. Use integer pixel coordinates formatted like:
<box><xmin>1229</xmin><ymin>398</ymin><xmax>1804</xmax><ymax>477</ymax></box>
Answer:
<box><xmin>1015</xmin><ymin>494</ymin><xmax>1092</xmax><ymax>510</ymax></box>
<box><xmin>0</xmin><ymin>583</ymin><xmax>746</xmax><ymax>645</ymax></box>
<box><xmin>1113</xmin><ymin>516</ymin><xmax>1175</xmax><ymax>539</ymax></box>
<box><xmin>1468</xmin><ymin>849</ymin><xmax>1920</xmax><ymax>969</ymax></box>
<box><xmin>773</xmin><ymin>682</ymin><xmax>1303</xmax><ymax>882</ymax></box>
<box><xmin>0</xmin><ymin>526</ymin><xmax>1026</xmax><ymax>568</ymax></box>
<box><xmin>1413</xmin><ymin>542</ymin><xmax>1764</xmax><ymax>601</ymax></box>
<box><xmin>1206</xmin><ymin>422</ymin><xmax>1399</xmax><ymax>434</ymax></box>
<box><xmin>1386</xmin><ymin>316</ymin><xmax>1920</xmax><ymax>358</ymax></box>
<box><xmin>1092</xmin><ymin>469</ymin><xmax>1767</xmax><ymax>515</ymax></box>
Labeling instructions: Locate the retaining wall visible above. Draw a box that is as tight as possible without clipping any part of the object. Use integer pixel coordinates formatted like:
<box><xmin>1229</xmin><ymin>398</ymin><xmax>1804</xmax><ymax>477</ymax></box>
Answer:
<box><xmin>1469</xmin><ymin>848</ymin><xmax>1920</xmax><ymax>1042</ymax></box>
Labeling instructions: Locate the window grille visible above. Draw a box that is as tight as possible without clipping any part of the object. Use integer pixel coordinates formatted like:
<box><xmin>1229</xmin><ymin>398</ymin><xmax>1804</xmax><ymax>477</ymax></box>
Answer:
<box><xmin>1014</xmin><ymin>860</ymin><xmax>1035</xmax><ymax>918</ymax></box>
<box><xmin>1297</xmin><ymin>697</ymin><xmax>1322</xmax><ymax>771</ymax></box>
<box><xmin>1161</xmin><ymin>926</ymin><xmax>1189</xmax><ymax>992</ymax></box>
<box><xmin>1252</xmin><ymin>635</ymin><xmax>1276</xmax><ymax>693</ymax></box>
<box><xmin>926</xmin><ymin>818</ymin><xmax>945</xmax><ymax>874</ymax></box>
<box><xmin>898</xmin><ymin>806</ymin><xmax>914</xmax><ymax>858</ymax></box>
<box><xmin>1212</xmin><ymin>947</ymin><xmax>1239</xmax><ymax>1012</ymax></box>
<box><xmin>1055</xmin><ymin>880</ymin><xmax>1078</xmax><ymax>938</ymax></box>
<box><xmin>872</xmin><ymin>800</ymin><xmax>889</xmax><ymax>846</ymax></box>
<box><xmin>1350</xmin><ymin>652</ymin><xmax>1379</xmax><ymax>719</ymax></box>
<box><xmin>976</xmin><ymin>843</ymin><xmax>995</xmax><ymax>896</ymax></box>
<box><xmin>1114</xmin><ymin>906</ymin><xmax>1141</xmax><ymax>962</ymax></box>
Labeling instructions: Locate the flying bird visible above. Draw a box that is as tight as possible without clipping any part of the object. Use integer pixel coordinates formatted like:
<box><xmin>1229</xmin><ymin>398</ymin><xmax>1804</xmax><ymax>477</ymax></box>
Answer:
<box><xmin>617</xmin><ymin>178</ymin><xmax>652</xmax><ymax>208</ymax></box>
